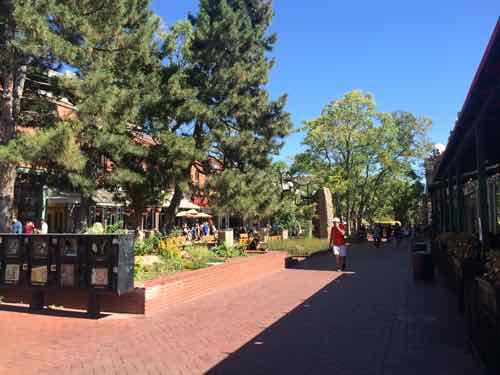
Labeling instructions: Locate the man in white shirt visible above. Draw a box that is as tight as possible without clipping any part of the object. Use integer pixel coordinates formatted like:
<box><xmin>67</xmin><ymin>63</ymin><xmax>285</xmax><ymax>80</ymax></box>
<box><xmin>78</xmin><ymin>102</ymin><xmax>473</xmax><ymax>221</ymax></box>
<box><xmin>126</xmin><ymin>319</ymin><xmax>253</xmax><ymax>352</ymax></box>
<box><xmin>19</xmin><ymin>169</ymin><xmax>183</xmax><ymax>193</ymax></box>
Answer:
<box><xmin>41</xmin><ymin>220</ymin><xmax>48</xmax><ymax>234</ymax></box>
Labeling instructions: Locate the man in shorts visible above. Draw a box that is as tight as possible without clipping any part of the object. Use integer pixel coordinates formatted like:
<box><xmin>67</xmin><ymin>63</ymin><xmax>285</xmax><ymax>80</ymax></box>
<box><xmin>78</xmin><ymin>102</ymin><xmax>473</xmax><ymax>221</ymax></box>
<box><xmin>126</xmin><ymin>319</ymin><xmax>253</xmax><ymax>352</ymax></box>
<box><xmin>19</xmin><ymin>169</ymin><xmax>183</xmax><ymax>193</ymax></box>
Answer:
<box><xmin>330</xmin><ymin>217</ymin><xmax>347</xmax><ymax>271</ymax></box>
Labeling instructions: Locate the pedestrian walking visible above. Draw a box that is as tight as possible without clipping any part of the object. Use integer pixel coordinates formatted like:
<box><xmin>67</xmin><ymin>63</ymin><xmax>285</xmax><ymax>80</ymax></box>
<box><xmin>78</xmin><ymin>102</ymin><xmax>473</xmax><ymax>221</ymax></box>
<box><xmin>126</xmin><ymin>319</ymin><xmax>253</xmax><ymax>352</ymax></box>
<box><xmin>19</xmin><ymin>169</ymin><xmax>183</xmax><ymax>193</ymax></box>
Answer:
<box><xmin>393</xmin><ymin>223</ymin><xmax>402</xmax><ymax>248</ymax></box>
<box><xmin>330</xmin><ymin>217</ymin><xmax>347</xmax><ymax>271</ymax></box>
<box><xmin>373</xmin><ymin>223</ymin><xmax>382</xmax><ymax>248</ymax></box>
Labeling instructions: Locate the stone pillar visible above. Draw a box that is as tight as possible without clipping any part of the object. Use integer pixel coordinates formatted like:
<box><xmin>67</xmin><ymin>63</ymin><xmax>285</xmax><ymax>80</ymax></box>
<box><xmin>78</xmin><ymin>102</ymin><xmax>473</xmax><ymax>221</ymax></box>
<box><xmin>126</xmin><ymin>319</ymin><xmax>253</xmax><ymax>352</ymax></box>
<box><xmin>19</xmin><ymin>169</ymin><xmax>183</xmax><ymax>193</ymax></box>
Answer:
<box><xmin>281</xmin><ymin>229</ymin><xmax>288</xmax><ymax>240</ymax></box>
<box><xmin>218</xmin><ymin>229</ymin><xmax>234</xmax><ymax>247</ymax></box>
<box><xmin>258</xmin><ymin>228</ymin><xmax>269</xmax><ymax>243</ymax></box>
<box><xmin>315</xmin><ymin>187</ymin><xmax>334</xmax><ymax>239</ymax></box>
<box><xmin>154</xmin><ymin>210</ymin><xmax>160</xmax><ymax>231</ymax></box>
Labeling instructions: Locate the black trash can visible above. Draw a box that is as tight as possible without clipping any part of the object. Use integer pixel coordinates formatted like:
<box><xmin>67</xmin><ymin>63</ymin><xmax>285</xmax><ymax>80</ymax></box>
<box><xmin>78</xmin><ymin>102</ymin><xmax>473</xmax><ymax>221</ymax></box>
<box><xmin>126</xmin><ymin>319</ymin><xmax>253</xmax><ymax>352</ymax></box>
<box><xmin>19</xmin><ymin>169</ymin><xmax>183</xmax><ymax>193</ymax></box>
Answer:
<box><xmin>412</xmin><ymin>242</ymin><xmax>434</xmax><ymax>281</ymax></box>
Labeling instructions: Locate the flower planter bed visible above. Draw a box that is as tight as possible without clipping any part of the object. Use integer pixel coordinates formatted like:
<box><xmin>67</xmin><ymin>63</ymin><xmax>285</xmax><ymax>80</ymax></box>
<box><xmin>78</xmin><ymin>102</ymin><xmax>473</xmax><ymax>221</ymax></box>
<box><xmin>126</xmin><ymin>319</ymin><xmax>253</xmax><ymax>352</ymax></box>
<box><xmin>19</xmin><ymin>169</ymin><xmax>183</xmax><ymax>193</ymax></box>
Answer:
<box><xmin>1</xmin><ymin>251</ymin><xmax>288</xmax><ymax>316</ymax></box>
<box><xmin>448</xmin><ymin>256</ymin><xmax>483</xmax><ymax>313</ymax></box>
<box><xmin>465</xmin><ymin>277</ymin><xmax>500</xmax><ymax>373</ymax></box>
<box><xmin>140</xmin><ymin>251</ymin><xmax>287</xmax><ymax>314</ymax></box>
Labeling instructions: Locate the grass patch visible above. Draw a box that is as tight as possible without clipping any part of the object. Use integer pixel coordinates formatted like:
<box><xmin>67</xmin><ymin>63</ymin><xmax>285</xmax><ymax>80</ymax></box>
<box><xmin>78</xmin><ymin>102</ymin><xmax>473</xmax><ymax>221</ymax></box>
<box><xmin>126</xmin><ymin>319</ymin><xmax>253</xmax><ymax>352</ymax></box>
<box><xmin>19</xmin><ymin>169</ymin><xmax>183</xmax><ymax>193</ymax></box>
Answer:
<box><xmin>267</xmin><ymin>237</ymin><xmax>329</xmax><ymax>256</ymax></box>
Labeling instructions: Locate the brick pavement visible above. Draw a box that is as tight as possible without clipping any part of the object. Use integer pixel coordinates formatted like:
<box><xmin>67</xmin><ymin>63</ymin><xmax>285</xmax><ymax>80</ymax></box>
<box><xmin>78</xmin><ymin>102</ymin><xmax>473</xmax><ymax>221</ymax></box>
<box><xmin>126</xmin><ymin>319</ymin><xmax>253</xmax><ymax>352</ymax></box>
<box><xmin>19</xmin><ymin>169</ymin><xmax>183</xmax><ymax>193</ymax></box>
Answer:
<box><xmin>0</xmin><ymin>241</ymin><xmax>485</xmax><ymax>375</ymax></box>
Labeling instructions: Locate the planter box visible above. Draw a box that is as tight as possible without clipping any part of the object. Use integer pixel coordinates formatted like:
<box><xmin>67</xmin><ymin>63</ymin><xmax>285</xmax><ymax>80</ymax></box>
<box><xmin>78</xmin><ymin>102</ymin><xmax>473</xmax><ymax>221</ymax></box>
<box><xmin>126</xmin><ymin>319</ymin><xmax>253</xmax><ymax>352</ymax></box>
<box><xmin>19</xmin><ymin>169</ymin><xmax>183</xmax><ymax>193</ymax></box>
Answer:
<box><xmin>141</xmin><ymin>251</ymin><xmax>287</xmax><ymax>315</ymax></box>
<box><xmin>476</xmin><ymin>277</ymin><xmax>500</xmax><ymax>318</ymax></box>
<box><xmin>450</xmin><ymin>257</ymin><xmax>483</xmax><ymax>313</ymax></box>
<box><xmin>469</xmin><ymin>277</ymin><xmax>500</xmax><ymax>373</ymax></box>
<box><xmin>284</xmin><ymin>255</ymin><xmax>307</xmax><ymax>268</ymax></box>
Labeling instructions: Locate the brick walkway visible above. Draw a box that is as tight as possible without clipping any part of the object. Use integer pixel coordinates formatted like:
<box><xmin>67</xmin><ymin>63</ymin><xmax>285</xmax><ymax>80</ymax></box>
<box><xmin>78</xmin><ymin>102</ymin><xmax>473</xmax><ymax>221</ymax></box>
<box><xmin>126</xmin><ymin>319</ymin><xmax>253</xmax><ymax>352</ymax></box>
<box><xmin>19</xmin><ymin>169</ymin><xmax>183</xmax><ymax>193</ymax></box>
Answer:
<box><xmin>0</xmin><ymin>241</ymin><xmax>485</xmax><ymax>374</ymax></box>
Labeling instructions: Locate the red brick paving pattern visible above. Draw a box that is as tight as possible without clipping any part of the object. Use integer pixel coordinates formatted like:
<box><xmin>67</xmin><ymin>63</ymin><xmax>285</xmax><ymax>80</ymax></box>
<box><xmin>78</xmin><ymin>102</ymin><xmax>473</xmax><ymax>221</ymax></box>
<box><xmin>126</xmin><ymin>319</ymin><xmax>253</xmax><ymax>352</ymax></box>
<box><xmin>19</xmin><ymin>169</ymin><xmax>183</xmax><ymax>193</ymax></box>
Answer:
<box><xmin>0</xmin><ymin>242</ymin><xmax>485</xmax><ymax>375</ymax></box>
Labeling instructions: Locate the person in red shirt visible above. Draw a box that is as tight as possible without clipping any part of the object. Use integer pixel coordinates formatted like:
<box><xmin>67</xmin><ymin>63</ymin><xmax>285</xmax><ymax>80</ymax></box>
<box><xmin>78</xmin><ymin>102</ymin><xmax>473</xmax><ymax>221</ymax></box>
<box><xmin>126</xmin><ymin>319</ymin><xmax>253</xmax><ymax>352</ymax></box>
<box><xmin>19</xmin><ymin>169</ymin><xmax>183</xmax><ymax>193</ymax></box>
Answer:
<box><xmin>24</xmin><ymin>220</ymin><xmax>35</xmax><ymax>234</ymax></box>
<box><xmin>329</xmin><ymin>217</ymin><xmax>347</xmax><ymax>271</ymax></box>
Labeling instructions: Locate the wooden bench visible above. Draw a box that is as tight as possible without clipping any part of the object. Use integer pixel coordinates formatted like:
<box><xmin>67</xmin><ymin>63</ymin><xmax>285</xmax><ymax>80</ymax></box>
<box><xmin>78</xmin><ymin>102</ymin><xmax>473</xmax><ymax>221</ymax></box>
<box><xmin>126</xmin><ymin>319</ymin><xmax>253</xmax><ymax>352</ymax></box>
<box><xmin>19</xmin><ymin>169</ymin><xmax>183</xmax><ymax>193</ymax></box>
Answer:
<box><xmin>239</xmin><ymin>233</ymin><xmax>250</xmax><ymax>246</ymax></box>
<box><xmin>202</xmin><ymin>235</ymin><xmax>217</xmax><ymax>247</ymax></box>
<box><xmin>269</xmin><ymin>235</ymin><xmax>281</xmax><ymax>242</ymax></box>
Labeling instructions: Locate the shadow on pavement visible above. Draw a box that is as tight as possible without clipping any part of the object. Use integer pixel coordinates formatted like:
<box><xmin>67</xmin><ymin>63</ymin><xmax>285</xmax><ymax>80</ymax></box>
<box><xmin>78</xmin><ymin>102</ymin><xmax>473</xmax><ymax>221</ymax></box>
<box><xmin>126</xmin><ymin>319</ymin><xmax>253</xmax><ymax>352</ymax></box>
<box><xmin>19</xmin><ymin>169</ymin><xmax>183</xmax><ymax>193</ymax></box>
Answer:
<box><xmin>0</xmin><ymin>303</ymin><xmax>110</xmax><ymax>319</ymax></box>
<box><xmin>286</xmin><ymin>249</ymin><xmax>361</xmax><ymax>272</ymax></box>
<box><xmin>208</xmin><ymin>243</ymin><xmax>482</xmax><ymax>375</ymax></box>
<box><xmin>207</xmin><ymin>273</ymin><xmax>352</xmax><ymax>375</ymax></box>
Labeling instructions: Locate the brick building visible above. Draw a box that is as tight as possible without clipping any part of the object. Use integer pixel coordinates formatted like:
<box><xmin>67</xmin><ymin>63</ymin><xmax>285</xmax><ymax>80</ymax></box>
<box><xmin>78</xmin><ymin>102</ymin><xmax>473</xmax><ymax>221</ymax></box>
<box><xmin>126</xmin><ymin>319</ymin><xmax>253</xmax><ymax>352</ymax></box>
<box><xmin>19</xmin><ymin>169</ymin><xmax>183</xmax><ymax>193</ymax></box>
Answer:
<box><xmin>3</xmin><ymin>76</ymin><xmax>214</xmax><ymax>233</ymax></box>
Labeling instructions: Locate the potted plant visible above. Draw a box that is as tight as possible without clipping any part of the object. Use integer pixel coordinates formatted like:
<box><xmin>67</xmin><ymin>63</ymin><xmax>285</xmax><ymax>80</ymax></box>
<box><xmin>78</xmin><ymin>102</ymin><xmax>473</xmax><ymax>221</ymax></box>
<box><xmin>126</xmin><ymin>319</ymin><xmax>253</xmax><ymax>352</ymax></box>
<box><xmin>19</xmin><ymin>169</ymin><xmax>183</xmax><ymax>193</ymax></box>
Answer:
<box><xmin>477</xmin><ymin>251</ymin><xmax>500</xmax><ymax>317</ymax></box>
<box><xmin>448</xmin><ymin>234</ymin><xmax>481</xmax><ymax>312</ymax></box>
<box><xmin>471</xmin><ymin>251</ymin><xmax>500</xmax><ymax>373</ymax></box>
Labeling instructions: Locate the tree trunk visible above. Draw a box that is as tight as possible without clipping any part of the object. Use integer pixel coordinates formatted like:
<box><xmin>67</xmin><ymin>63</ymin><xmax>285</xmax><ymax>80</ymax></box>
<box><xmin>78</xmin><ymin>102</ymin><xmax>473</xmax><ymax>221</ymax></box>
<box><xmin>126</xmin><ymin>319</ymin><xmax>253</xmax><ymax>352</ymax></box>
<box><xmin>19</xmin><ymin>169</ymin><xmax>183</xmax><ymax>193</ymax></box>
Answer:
<box><xmin>0</xmin><ymin>164</ymin><xmax>16</xmax><ymax>231</ymax></box>
<box><xmin>0</xmin><ymin>71</ymin><xmax>17</xmax><ymax>231</ymax></box>
<box><xmin>0</xmin><ymin>3</ymin><xmax>22</xmax><ymax>232</ymax></box>
<box><xmin>132</xmin><ymin>211</ymin><xmax>144</xmax><ymax>231</ymax></box>
<box><xmin>163</xmin><ymin>183</ymin><xmax>183</xmax><ymax>234</ymax></box>
<box><xmin>75</xmin><ymin>196</ymin><xmax>91</xmax><ymax>233</ymax></box>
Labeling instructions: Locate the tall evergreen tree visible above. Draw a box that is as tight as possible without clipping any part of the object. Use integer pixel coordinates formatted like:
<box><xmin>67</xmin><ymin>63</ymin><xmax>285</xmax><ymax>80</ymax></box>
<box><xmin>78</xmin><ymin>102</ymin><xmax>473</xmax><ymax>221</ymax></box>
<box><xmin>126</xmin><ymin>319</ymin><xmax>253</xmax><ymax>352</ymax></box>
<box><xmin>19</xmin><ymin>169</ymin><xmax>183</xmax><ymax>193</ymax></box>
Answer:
<box><xmin>0</xmin><ymin>0</ymin><xmax>160</xmax><ymax>230</ymax></box>
<box><xmin>158</xmin><ymin>0</ymin><xmax>292</xmax><ymax>229</ymax></box>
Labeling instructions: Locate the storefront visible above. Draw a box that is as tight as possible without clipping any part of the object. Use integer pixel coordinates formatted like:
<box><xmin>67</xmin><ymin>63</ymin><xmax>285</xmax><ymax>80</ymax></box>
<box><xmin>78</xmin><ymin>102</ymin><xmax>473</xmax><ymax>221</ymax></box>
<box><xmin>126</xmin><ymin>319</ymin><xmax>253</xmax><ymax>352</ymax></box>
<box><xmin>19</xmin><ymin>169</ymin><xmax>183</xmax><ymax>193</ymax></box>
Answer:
<box><xmin>429</xmin><ymin>19</ymin><xmax>500</xmax><ymax>250</ymax></box>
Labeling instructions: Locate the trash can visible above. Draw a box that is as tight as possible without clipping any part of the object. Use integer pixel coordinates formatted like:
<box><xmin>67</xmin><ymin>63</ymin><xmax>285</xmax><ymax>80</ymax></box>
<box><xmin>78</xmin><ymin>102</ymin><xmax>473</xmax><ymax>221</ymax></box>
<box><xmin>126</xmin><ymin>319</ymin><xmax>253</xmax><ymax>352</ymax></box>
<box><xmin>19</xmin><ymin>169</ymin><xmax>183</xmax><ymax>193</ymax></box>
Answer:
<box><xmin>412</xmin><ymin>242</ymin><xmax>434</xmax><ymax>281</ymax></box>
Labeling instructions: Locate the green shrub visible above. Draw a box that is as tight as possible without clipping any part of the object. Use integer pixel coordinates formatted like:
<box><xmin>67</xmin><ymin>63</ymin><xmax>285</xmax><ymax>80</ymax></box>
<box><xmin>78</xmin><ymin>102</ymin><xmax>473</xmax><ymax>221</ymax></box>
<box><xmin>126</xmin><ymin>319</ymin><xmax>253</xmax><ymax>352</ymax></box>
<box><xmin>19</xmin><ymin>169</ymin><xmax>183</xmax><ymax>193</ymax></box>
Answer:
<box><xmin>169</xmin><ymin>226</ymin><xmax>183</xmax><ymax>237</ymax></box>
<box><xmin>186</xmin><ymin>246</ymin><xmax>222</xmax><ymax>263</ymax></box>
<box><xmin>106</xmin><ymin>221</ymin><xmax>127</xmax><ymax>234</ymax></box>
<box><xmin>86</xmin><ymin>222</ymin><xmax>104</xmax><ymax>234</ymax></box>
<box><xmin>213</xmin><ymin>243</ymin><xmax>247</xmax><ymax>258</ymax></box>
<box><xmin>182</xmin><ymin>259</ymin><xmax>209</xmax><ymax>270</ymax></box>
<box><xmin>158</xmin><ymin>238</ymin><xmax>182</xmax><ymax>259</ymax></box>
<box><xmin>267</xmin><ymin>238</ymin><xmax>329</xmax><ymax>256</ymax></box>
<box><xmin>133</xmin><ymin>233</ymin><xmax>163</xmax><ymax>256</ymax></box>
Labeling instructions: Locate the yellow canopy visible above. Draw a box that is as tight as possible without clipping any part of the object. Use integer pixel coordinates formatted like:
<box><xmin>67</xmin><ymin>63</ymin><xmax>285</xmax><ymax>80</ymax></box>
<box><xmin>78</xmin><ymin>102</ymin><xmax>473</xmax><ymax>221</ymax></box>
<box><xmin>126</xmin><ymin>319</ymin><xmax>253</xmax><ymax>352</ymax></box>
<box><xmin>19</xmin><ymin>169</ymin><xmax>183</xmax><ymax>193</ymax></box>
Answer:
<box><xmin>374</xmin><ymin>220</ymin><xmax>401</xmax><ymax>226</ymax></box>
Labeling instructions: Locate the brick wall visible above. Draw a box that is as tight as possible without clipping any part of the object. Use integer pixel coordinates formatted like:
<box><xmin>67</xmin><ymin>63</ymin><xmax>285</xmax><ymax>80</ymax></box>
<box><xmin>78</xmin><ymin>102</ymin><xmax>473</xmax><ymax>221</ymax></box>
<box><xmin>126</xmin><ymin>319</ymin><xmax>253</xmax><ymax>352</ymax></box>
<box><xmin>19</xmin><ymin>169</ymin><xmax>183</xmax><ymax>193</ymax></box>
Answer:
<box><xmin>0</xmin><ymin>252</ymin><xmax>287</xmax><ymax>316</ymax></box>
<box><xmin>142</xmin><ymin>251</ymin><xmax>287</xmax><ymax>314</ymax></box>
<box><xmin>0</xmin><ymin>287</ymin><xmax>146</xmax><ymax>314</ymax></box>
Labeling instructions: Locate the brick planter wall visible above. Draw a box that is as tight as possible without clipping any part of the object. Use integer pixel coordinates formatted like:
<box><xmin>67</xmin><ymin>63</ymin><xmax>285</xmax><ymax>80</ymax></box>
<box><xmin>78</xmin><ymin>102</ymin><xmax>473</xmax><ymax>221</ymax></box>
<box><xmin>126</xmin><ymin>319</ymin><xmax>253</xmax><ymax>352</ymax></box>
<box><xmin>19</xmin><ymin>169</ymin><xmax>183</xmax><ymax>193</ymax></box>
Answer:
<box><xmin>0</xmin><ymin>286</ymin><xmax>146</xmax><ymax>315</ymax></box>
<box><xmin>141</xmin><ymin>251</ymin><xmax>287</xmax><ymax>314</ymax></box>
<box><xmin>0</xmin><ymin>251</ymin><xmax>287</xmax><ymax>316</ymax></box>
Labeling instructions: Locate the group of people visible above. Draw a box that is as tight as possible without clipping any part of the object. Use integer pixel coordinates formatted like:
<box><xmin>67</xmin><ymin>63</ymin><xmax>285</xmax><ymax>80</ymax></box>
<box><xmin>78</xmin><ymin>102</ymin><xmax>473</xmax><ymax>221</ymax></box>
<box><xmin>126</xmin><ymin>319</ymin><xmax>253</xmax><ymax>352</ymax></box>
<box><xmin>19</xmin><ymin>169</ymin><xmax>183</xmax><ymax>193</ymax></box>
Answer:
<box><xmin>329</xmin><ymin>219</ymin><xmax>416</xmax><ymax>271</ymax></box>
<box><xmin>10</xmin><ymin>217</ymin><xmax>48</xmax><ymax>234</ymax></box>
<box><xmin>371</xmin><ymin>223</ymin><xmax>413</xmax><ymax>248</ymax></box>
<box><xmin>181</xmin><ymin>221</ymin><xmax>217</xmax><ymax>241</ymax></box>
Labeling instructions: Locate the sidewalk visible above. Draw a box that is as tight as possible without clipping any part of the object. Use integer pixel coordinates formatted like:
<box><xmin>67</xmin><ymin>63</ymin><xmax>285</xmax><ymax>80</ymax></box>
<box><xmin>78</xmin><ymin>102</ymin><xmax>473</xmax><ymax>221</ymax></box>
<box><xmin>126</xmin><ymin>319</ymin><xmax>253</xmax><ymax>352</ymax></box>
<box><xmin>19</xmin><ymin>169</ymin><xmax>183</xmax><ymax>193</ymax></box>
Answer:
<box><xmin>0</xmin><ymin>241</ymin><xmax>484</xmax><ymax>374</ymax></box>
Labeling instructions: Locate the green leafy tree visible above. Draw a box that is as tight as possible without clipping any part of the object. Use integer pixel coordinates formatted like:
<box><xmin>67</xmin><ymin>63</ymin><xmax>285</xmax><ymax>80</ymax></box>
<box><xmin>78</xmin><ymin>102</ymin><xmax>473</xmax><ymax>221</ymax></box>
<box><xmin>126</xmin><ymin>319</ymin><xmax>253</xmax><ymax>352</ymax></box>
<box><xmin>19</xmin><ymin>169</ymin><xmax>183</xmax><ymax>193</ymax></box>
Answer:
<box><xmin>0</xmin><ymin>0</ymin><xmax>160</xmax><ymax>230</ymax></box>
<box><xmin>296</xmin><ymin>90</ymin><xmax>431</xmax><ymax>233</ymax></box>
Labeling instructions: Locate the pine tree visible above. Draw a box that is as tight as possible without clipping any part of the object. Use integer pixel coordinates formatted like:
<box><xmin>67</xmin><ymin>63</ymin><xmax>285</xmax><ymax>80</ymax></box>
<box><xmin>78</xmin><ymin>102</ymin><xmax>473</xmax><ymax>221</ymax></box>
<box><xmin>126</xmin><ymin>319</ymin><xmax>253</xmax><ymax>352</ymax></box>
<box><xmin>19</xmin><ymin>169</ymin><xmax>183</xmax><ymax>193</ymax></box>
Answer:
<box><xmin>158</xmin><ymin>0</ymin><xmax>292</xmax><ymax>228</ymax></box>
<box><xmin>0</xmin><ymin>0</ymin><xmax>160</xmax><ymax>230</ymax></box>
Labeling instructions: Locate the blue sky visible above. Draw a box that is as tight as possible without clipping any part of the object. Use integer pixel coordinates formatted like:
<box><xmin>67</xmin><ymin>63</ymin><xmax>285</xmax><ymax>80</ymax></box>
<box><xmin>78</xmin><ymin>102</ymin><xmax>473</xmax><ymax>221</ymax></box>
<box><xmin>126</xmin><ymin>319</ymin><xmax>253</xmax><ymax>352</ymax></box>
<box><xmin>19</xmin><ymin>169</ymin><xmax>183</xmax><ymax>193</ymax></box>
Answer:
<box><xmin>151</xmin><ymin>1</ymin><xmax>499</xmax><ymax>161</ymax></box>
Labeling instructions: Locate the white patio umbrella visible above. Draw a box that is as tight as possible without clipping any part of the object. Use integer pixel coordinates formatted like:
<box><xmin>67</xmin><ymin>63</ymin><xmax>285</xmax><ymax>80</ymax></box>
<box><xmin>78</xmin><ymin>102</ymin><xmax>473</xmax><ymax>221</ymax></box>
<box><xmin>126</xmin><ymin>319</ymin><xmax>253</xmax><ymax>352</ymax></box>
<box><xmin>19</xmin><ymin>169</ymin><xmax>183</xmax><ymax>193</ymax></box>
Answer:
<box><xmin>176</xmin><ymin>209</ymin><xmax>199</xmax><ymax>217</ymax></box>
<box><xmin>193</xmin><ymin>212</ymin><xmax>213</xmax><ymax>219</ymax></box>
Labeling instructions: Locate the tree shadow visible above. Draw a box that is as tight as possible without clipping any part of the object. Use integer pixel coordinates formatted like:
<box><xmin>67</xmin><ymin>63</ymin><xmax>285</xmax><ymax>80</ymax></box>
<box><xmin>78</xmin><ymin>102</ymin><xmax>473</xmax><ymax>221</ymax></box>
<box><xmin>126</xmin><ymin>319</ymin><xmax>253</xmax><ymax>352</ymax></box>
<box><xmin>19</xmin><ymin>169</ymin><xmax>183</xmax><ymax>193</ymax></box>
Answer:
<box><xmin>206</xmin><ymin>272</ymin><xmax>354</xmax><ymax>375</ymax></box>
<box><xmin>207</xmin><ymin>242</ymin><xmax>478</xmax><ymax>375</ymax></box>
<box><xmin>286</xmin><ymin>250</ymin><xmax>355</xmax><ymax>272</ymax></box>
